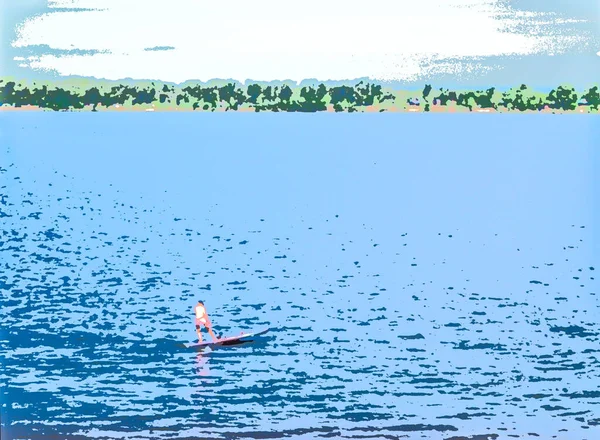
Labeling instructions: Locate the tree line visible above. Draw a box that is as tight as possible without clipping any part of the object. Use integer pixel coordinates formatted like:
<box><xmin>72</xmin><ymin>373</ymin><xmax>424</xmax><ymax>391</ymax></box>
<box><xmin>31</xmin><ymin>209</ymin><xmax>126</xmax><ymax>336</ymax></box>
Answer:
<box><xmin>1</xmin><ymin>78</ymin><xmax>598</xmax><ymax>112</ymax></box>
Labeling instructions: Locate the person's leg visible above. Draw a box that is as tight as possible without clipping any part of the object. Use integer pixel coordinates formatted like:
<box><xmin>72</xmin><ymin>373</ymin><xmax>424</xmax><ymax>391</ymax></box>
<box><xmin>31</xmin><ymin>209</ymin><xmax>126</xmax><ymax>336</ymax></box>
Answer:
<box><xmin>196</xmin><ymin>324</ymin><xmax>203</xmax><ymax>343</ymax></box>
<box><xmin>207</xmin><ymin>325</ymin><xmax>218</xmax><ymax>342</ymax></box>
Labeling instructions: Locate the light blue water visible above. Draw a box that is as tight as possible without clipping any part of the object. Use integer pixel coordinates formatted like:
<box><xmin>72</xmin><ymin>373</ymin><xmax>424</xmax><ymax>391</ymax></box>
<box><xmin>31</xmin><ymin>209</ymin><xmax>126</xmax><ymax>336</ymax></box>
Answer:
<box><xmin>0</xmin><ymin>113</ymin><xmax>598</xmax><ymax>439</ymax></box>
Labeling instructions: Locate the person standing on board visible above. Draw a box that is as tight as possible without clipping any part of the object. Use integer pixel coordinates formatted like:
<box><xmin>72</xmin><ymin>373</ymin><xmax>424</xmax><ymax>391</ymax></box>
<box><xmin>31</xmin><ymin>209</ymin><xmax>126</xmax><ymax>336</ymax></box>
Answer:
<box><xmin>194</xmin><ymin>301</ymin><xmax>217</xmax><ymax>343</ymax></box>
<box><xmin>194</xmin><ymin>300</ymin><xmax>218</xmax><ymax>343</ymax></box>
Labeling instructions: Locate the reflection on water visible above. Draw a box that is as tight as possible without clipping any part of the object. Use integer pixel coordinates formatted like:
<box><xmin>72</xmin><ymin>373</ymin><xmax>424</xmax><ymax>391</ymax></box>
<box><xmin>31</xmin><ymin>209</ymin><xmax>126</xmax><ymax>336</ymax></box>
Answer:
<box><xmin>196</xmin><ymin>351</ymin><xmax>211</xmax><ymax>378</ymax></box>
<box><xmin>0</xmin><ymin>114</ymin><xmax>598</xmax><ymax>439</ymax></box>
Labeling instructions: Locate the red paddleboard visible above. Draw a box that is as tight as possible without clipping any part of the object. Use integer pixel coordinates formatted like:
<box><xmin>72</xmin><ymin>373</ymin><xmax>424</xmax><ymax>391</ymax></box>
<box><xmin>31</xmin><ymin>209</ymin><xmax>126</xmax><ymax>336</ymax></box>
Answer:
<box><xmin>183</xmin><ymin>328</ymin><xmax>270</xmax><ymax>349</ymax></box>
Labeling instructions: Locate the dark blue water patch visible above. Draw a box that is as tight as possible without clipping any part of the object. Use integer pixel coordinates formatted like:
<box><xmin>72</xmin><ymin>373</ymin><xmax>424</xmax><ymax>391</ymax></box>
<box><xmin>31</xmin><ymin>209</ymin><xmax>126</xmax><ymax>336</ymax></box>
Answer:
<box><xmin>549</xmin><ymin>325</ymin><xmax>598</xmax><ymax>338</ymax></box>
<box><xmin>348</xmin><ymin>423</ymin><xmax>459</xmax><ymax>433</ymax></box>
<box><xmin>40</xmin><ymin>228</ymin><xmax>63</xmax><ymax>241</ymax></box>
<box><xmin>560</xmin><ymin>391</ymin><xmax>600</xmax><ymax>399</ymax></box>
<box><xmin>437</xmin><ymin>412</ymin><xmax>496</xmax><ymax>420</ymax></box>
<box><xmin>541</xmin><ymin>405</ymin><xmax>569</xmax><ymax>411</ymax></box>
<box><xmin>523</xmin><ymin>393</ymin><xmax>553</xmax><ymax>399</ymax></box>
<box><xmin>327</xmin><ymin>411</ymin><xmax>395</xmax><ymax>422</ymax></box>
<box><xmin>213</xmin><ymin>426</ymin><xmax>340</xmax><ymax>439</ymax></box>
<box><xmin>137</xmin><ymin>276</ymin><xmax>170</xmax><ymax>291</ymax></box>
<box><xmin>444</xmin><ymin>435</ymin><xmax>499</xmax><ymax>440</ymax></box>
<box><xmin>97</xmin><ymin>276</ymin><xmax>123</xmax><ymax>286</ymax></box>
<box><xmin>453</xmin><ymin>341</ymin><xmax>507</xmax><ymax>351</ymax></box>
<box><xmin>528</xmin><ymin>376</ymin><xmax>563</xmax><ymax>383</ymax></box>
<box><xmin>2</xmin><ymin>424</ymin><xmax>100</xmax><ymax>440</ymax></box>
<box><xmin>534</xmin><ymin>361</ymin><xmax>586</xmax><ymax>372</ymax></box>
<box><xmin>397</xmin><ymin>334</ymin><xmax>425</xmax><ymax>340</ymax></box>
<box><xmin>410</xmin><ymin>377</ymin><xmax>456</xmax><ymax>386</ymax></box>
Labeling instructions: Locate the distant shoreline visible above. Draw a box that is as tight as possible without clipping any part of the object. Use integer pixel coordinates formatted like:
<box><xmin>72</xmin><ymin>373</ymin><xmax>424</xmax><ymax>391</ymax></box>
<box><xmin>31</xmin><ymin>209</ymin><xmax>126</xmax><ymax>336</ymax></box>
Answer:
<box><xmin>0</xmin><ymin>104</ymin><xmax>595</xmax><ymax>114</ymax></box>
<box><xmin>1</xmin><ymin>79</ymin><xmax>598</xmax><ymax>113</ymax></box>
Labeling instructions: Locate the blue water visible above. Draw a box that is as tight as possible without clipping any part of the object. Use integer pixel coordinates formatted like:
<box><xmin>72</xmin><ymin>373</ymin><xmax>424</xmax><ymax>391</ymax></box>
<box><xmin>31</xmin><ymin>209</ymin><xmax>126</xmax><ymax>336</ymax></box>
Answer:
<box><xmin>0</xmin><ymin>113</ymin><xmax>598</xmax><ymax>440</ymax></box>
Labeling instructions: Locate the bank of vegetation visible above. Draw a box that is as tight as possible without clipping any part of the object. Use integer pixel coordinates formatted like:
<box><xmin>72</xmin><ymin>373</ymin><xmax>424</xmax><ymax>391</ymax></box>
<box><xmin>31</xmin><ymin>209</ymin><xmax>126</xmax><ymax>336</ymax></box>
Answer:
<box><xmin>1</xmin><ymin>78</ymin><xmax>598</xmax><ymax>113</ymax></box>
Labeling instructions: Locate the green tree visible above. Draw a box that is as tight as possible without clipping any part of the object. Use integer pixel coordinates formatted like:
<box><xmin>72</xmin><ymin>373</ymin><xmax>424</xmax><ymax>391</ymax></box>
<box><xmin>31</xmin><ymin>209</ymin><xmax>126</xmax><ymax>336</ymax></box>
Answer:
<box><xmin>501</xmin><ymin>85</ymin><xmax>543</xmax><ymax>111</ymax></box>
<box><xmin>581</xmin><ymin>86</ymin><xmax>599</xmax><ymax>110</ymax></box>
<box><xmin>297</xmin><ymin>85</ymin><xmax>327</xmax><ymax>112</ymax></box>
<box><xmin>45</xmin><ymin>87</ymin><xmax>83</xmax><ymax>111</ymax></box>
<box><xmin>246</xmin><ymin>84</ymin><xmax>262</xmax><ymax>105</ymax></box>
<box><xmin>279</xmin><ymin>85</ymin><xmax>293</xmax><ymax>102</ymax></box>
<box><xmin>30</xmin><ymin>84</ymin><xmax>48</xmax><ymax>107</ymax></box>
<box><xmin>475</xmin><ymin>87</ymin><xmax>496</xmax><ymax>109</ymax></box>
<box><xmin>433</xmin><ymin>88</ymin><xmax>457</xmax><ymax>106</ymax></box>
<box><xmin>329</xmin><ymin>85</ymin><xmax>356</xmax><ymax>112</ymax></box>
<box><xmin>82</xmin><ymin>87</ymin><xmax>102</xmax><ymax>111</ymax></box>
<box><xmin>422</xmin><ymin>84</ymin><xmax>433</xmax><ymax>111</ymax></box>
<box><xmin>0</xmin><ymin>81</ymin><xmax>33</xmax><ymax>107</ymax></box>
<box><xmin>132</xmin><ymin>87</ymin><xmax>156</xmax><ymax>106</ymax></box>
<box><xmin>545</xmin><ymin>85</ymin><xmax>578</xmax><ymax>111</ymax></box>
<box><xmin>354</xmin><ymin>82</ymin><xmax>383</xmax><ymax>107</ymax></box>
<box><xmin>218</xmin><ymin>83</ymin><xmax>245</xmax><ymax>110</ymax></box>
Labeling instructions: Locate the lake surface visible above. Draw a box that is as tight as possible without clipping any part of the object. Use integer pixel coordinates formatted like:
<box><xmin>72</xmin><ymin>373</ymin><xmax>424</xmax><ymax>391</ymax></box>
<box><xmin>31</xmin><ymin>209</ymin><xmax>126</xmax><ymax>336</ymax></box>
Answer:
<box><xmin>0</xmin><ymin>113</ymin><xmax>598</xmax><ymax>440</ymax></box>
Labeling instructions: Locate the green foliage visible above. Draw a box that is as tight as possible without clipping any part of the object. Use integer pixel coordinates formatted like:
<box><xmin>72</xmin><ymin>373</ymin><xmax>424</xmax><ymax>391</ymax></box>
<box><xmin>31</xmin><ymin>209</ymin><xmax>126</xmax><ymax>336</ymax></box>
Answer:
<box><xmin>246</xmin><ymin>84</ymin><xmax>262</xmax><ymax>104</ymax></box>
<box><xmin>545</xmin><ymin>85</ymin><xmax>578</xmax><ymax>111</ymax></box>
<box><xmin>432</xmin><ymin>88</ymin><xmax>457</xmax><ymax>106</ymax></box>
<box><xmin>132</xmin><ymin>87</ymin><xmax>156</xmax><ymax>106</ymax></box>
<box><xmin>455</xmin><ymin>88</ymin><xmax>496</xmax><ymax>111</ymax></box>
<box><xmin>298</xmin><ymin>85</ymin><xmax>328</xmax><ymax>112</ymax></box>
<box><xmin>82</xmin><ymin>87</ymin><xmax>102</xmax><ymax>111</ymax></box>
<box><xmin>422</xmin><ymin>84</ymin><xmax>432</xmax><ymax>100</ymax></box>
<box><xmin>0</xmin><ymin>77</ymin><xmax>597</xmax><ymax>113</ymax></box>
<box><xmin>181</xmin><ymin>85</ymin><xmax>218</xmax><ymax>110</ymax></box>
<box><xmin>354</xmin><ymin>82</ymin><xmax>383</xmax><ymax>107</ymax></box>
<box><xmin>501</xmin><ymin>85</ymin><xmax>544</xmax><ymax>111</ymax></box>
<box><xmin>279</xmin><ymin>85</ymin><xmax>293</xmax><ymax>102</ymax></box>
<box><xmin>1</xmin><ymin>81</ymin><xmax>30</xmax><ymax>107</ymax></box>
<box><xmin>581</xmin><ymin>86</ymin><xmax>600</xmax><ymax>110</ymax></box>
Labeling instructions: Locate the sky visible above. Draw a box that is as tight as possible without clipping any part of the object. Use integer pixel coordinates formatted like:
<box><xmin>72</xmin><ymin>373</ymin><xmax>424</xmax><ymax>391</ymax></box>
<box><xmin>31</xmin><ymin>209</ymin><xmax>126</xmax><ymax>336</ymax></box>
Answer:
<box><xmin>1</xmin><ymin>0</ymin><xmax>599</xmax><ymax>87</ymax></box>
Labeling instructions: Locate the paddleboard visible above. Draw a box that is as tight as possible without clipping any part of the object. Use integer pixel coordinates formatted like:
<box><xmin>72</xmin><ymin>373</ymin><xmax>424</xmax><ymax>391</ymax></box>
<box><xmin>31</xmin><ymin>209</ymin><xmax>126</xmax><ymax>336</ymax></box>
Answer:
<box><xmin>183</xmin><ymin>328</ymin><xmax>270</xmax><ymax>349</ymax></box>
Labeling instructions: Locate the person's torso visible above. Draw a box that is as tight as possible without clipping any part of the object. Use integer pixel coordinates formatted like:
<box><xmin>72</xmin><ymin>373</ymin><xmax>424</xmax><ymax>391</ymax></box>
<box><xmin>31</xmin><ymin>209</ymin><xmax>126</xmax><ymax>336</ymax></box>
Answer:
<box><xmin>195</xmin><ymin>305</ymin><xmax>207</xmax><ymax>319</ymax></box>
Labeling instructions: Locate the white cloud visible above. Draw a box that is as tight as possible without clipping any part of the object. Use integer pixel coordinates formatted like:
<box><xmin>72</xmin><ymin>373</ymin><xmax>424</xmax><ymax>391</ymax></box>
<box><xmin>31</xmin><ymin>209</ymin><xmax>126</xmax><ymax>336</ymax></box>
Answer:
<box><xmin>12</xmin><ymin>0</ymin><xmax>588</xmax><ymax>82</ymax></box>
